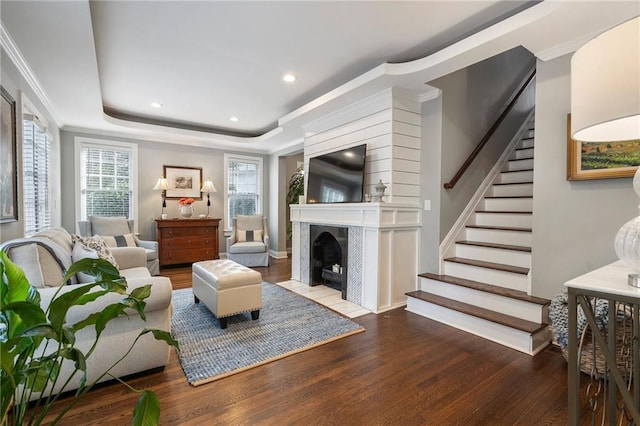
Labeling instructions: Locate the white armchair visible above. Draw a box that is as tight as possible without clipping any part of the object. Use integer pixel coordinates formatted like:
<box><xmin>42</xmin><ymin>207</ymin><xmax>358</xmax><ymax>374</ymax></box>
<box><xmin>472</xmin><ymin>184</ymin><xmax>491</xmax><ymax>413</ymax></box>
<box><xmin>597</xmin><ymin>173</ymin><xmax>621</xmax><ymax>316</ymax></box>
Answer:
<box><xmin>226</xmin><ymin>215</ymin><xmax>269</xmax><ymax>267</ymax></box>
<box><xmin>77</xmin><ymin>216</ymin><xmax>160</xmax><ymax>275</ymax></box>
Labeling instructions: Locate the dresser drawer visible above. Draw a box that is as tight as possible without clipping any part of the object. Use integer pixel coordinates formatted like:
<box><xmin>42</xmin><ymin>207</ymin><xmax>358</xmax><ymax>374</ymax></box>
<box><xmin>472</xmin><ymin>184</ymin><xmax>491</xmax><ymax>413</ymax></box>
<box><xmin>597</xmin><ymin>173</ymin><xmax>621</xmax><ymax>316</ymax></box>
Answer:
<box><xmin>160</xmin><ymin>226</ymin><xmax>215</xmax><ymax>238</ymax></box>
<box><xmin>163</xmin><ymin>236</ymin><xmax>214</xmax><ymax>249</ymax></box>
<box><xmin>160</xmin><ymin>248</ymin><xmax>218</xmax><ymax>265</ymax></box>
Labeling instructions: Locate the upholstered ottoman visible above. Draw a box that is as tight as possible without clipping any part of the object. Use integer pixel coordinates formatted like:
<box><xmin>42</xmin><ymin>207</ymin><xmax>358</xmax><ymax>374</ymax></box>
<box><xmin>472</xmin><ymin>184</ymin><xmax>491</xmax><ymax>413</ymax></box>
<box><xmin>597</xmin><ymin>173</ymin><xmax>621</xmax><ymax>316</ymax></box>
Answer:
<box><xmin>192</xmin><ymin>259</ymin><xmax>262</xmax><ymax>329</ymax></box>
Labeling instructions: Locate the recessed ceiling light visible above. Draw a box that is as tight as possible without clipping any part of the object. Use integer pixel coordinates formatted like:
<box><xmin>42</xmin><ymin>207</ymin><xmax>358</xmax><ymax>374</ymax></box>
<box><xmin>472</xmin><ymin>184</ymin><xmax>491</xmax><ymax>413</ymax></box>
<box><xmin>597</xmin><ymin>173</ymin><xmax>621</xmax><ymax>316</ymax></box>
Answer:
<box><xmin>230</xmin><ymin>116</ymin><xmax>239</xmax><ymax>122</ymax></box>
<box><xmin>150</xmin><ymin>102</ymin><xmax>163</xmax><ymax>108</ymax></box>
<box><xmin>283</xmin><ymin>73</ymin><xmax>296</xmax><ymax>83</ymax></box>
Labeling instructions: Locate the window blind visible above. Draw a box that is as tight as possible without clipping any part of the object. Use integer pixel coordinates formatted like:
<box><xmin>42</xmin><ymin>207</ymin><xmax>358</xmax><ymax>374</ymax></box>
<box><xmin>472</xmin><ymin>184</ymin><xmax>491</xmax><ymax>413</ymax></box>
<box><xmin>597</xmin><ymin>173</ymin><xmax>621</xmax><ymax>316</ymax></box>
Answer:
<box><xmin>23</xmin><ymin>118</ymin><xmax>51</xmax><ymax>236</ymax></box>
<box><xmin>227</xmin><ymin>159</ymin><xmax>259</xmax><ymax>224</ymax></box>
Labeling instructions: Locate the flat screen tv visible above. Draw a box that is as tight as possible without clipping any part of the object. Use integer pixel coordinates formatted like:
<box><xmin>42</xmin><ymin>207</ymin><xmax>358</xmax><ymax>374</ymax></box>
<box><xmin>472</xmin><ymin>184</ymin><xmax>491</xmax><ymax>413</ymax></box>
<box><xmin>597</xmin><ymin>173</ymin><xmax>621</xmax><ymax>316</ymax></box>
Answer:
<box><xmin>306</xmin><ymin>144</ymin><xmax>366</xmax><ymax>204</ymax></box>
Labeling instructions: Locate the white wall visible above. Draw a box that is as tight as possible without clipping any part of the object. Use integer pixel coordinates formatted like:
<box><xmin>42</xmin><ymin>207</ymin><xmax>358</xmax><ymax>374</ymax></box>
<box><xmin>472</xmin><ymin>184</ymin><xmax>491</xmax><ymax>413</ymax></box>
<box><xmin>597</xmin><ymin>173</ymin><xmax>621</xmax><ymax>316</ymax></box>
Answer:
<box><xmin>303</xmin><ymin>88</ymin><xmax>421</xmax><ymax>205</ymax></box>
<box><xmin>0</xmin><ymin>49</ymin><xmax>61</xmax><ymax>242</ymax></box>
<box><xmin>531</xmin><ymin>54</ymin><xmax>637</xmax><ymax>299</ymax></box>
<box><xmin>60</xmin><ymin>130</ymin><xmax>270</xmax><ymax>255</ymax></box>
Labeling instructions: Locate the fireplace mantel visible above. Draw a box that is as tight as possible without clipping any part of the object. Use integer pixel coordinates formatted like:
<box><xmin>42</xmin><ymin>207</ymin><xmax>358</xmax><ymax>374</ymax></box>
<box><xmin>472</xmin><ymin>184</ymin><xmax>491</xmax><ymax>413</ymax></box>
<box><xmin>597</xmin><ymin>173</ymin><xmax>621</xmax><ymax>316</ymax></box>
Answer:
<box><xmin>291</xmin><ymin>203</ymin><xmax>421</xmax><ymax>313</ymax></box>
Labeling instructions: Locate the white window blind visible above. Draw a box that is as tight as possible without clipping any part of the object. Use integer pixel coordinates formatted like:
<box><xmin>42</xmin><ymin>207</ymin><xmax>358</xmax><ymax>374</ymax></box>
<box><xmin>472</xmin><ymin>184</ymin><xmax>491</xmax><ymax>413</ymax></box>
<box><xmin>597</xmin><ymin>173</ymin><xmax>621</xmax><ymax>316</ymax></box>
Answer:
<box><xmin>80</xmin><ymin>145</ymin><xmax>133</xmax><ymax>219</ymax></box>
<box><xmin>225</xmin><ymin>156</ymin><xmax>262</xmax><ymax>226</ymax></box>
<box><xmin>23</xmin><ymin>117</ymin><xmax>51</xmax><ymax>236</ymax></box>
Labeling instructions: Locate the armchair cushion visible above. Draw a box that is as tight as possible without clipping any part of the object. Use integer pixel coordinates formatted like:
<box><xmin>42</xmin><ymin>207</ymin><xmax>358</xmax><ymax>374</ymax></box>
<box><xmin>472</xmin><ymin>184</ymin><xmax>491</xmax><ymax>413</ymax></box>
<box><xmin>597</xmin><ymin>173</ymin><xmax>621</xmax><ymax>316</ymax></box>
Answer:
<box><xmin>237</xmin><ymin>229</ymin><xmax>263</xmax><ymax>243</ymax></box>
<box><xmin>89</xmin><ymin>216</ymin><xmax>131</xmax><ymax>235</ymax></box>
<box><xmin>228</xmin><ymin>241</ymin><xmax>267</xmax><ymax>254</ymax></box>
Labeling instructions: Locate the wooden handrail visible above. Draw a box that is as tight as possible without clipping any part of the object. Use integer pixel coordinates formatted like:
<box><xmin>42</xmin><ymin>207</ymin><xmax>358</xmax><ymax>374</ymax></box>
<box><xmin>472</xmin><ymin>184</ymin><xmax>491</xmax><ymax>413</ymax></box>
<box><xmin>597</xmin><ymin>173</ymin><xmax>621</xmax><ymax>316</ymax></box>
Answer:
<box><xmin>444</xmin><ymin>69</ymin><xmax>536</xmax><ymax>190</ymax></box>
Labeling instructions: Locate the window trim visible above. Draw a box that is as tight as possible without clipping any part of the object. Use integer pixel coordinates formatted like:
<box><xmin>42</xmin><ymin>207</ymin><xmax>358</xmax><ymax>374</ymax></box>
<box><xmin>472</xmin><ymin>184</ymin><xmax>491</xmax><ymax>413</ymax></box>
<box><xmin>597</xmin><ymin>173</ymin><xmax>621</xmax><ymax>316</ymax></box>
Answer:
<box><xmin>74</xmin><ymin>137</ymin><xmax>138</xmax><ymax>232</ymax></box>
<box><xmin>223</xmin><ymin>153</ymin><xmax>263</xmax><ymax>231</ymax></box>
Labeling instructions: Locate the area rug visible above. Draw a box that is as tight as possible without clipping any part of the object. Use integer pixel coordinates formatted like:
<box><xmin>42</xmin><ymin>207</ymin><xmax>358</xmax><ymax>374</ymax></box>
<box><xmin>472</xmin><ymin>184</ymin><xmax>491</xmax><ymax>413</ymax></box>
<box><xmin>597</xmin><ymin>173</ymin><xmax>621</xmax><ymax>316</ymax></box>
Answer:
<box><xmin>171</xmin><ymin>282</ymin><xmax>365</xmax><ymax>386</ymax></box>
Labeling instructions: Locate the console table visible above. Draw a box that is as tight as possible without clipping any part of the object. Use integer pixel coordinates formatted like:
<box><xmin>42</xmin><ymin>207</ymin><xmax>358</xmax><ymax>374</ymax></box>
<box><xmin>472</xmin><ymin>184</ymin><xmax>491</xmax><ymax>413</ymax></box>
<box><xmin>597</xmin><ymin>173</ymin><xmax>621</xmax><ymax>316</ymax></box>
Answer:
<box><xmin>565</xmin><ymin>261</ymin><xmax>639</xmax><ymax>425</ymax></box>
<box><xmin>155</xmin><ymin>218</ymin><xmax>221</xmax><ymax>267</ymax></box>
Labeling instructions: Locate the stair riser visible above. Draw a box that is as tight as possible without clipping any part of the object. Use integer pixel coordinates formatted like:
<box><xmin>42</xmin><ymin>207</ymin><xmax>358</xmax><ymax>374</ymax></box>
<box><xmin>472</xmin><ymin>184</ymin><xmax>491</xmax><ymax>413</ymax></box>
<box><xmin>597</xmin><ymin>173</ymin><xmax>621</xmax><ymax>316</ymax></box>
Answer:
<box><xmin>473</xmin><ymin>212</ymin><xmax>532</xmax><ymax>228</ymax></box>
<box><xmin>465</xmin><ymin>228</ymin><xmax>532</xmax><ymax>247</ymax></box>
<box><xmin>497</xmin><ymin>170</ymin><xmax>533</xmax><ymax>184</ymax></box>
<box><xmin>482</xmin><ymin>197</ymin><xmax>533</xmax><ymax>212</ymax></box>
<box><xmin>406</xmin><ymin>298</ymin><xmax>550</xmax><ymax>355</ymax></box>
<box><xmin>419</xmin><ymin>277</ymin><xmax>545</xmax><ymax>323</ymax></box>
<box><xmin>455</xmin><ymin>244</ymin><xmax>531</xmax><ymax>269</ymax></box>
<box><xmin>513</xmin><ymin>148</ymin><xmax>534</xmax><ymax>160</ymax></box>
<box><xmin>443</xmin><ymin>261</ymin><xmax>529</xmax><ymax>292</ymax></box>
<box><xmin>506</xmin><ymin>158</ymin><xmax>534</xmax><ymax>171</ymax></box>
<box><xmin>521</xmin><ymin>138</ymin><xmax>534</xmax><ymax>149</ymax></box>
<box><xmin>490</xmin><ymin>183</ymin><xmax>533</xmax><ymax>197</ymax></box>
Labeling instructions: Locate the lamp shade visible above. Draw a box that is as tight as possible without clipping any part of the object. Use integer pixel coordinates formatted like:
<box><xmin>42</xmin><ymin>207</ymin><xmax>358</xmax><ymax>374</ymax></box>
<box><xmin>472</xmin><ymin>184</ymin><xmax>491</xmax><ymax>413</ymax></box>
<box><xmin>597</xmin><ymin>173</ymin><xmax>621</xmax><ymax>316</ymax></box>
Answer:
<box><xmin>153</xmin><ymin>177</ymin><xmax>170</xmax><ymax>191</ymax></box>
<box><xmin>200</xmin><ymin>179</ymin><xmax>217</xmax><ymax>193</ymax></box>
<box><xmin>571</xmin><ymin>17</ymin><xmax>640</xmax><ymax>142</ymax></box>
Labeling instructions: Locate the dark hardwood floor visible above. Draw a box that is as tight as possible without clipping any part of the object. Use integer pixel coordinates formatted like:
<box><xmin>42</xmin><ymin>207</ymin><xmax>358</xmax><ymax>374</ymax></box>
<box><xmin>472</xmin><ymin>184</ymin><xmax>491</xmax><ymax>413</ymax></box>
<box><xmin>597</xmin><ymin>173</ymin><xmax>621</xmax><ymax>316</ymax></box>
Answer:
<box><xmin>40</xmin><ymin>258</ymin><xmax>592</xmax><ymax>425</ymax></box>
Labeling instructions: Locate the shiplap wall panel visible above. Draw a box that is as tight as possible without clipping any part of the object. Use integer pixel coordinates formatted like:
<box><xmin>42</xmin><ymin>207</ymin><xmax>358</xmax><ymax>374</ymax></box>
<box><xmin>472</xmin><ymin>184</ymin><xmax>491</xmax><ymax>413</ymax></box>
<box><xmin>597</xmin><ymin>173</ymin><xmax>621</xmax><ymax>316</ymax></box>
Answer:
<box><xmin>304</xmin><ymin>89</ymin><xmax>421</xmax><ymax>205</ymax></box>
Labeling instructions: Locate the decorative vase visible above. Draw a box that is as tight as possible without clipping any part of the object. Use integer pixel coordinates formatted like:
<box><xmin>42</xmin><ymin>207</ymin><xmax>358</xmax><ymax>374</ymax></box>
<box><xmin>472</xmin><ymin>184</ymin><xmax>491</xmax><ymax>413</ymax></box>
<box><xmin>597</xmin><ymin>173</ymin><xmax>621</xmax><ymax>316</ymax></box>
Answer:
<box><xmin>372</xmin><ymin>179</ymin><xmax>387</xmax><ymax>202</ymax></box>
<box><xmin>180</xmin><ymin>205</ymin><xmax>193</xmax><ymax>218</ymax></box>
<box><xmin>614</xmin><ymin>167</ymin><xmax>640</xmax><ymax>287</ymax></box>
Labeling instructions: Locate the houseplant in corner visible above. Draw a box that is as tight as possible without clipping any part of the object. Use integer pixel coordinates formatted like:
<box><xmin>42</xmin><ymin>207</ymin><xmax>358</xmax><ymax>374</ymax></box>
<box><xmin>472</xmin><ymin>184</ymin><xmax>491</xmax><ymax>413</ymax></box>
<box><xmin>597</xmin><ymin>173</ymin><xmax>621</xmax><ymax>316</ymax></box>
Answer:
<box><xmin>0</xmin><ymin>252</ymin><xmax>178</xmax><ymax>425</ymax></box>
<box><xmin>286</xmin><ymin>166</ymin><xmax>304</xmax><ymax>240</ymax></box>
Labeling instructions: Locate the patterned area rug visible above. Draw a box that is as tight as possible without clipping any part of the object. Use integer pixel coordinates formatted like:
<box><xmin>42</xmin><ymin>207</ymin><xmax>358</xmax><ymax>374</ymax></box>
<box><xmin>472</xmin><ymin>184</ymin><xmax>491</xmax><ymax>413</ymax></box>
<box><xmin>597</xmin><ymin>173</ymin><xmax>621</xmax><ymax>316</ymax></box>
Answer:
<box><xmin>171</xmin><ymin>283</ymin><xmax>365</xmax><ymax>386</ymax></box>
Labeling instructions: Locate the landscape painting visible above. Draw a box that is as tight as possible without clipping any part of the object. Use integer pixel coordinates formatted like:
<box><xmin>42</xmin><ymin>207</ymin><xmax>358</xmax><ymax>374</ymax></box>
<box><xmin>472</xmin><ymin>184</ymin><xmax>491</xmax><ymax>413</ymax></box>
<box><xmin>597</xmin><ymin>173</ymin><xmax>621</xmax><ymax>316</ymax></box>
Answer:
<box><xmin>566</xmin><ymin>114</ymin><xmax>640</xmax><ymax>180</ymax></box>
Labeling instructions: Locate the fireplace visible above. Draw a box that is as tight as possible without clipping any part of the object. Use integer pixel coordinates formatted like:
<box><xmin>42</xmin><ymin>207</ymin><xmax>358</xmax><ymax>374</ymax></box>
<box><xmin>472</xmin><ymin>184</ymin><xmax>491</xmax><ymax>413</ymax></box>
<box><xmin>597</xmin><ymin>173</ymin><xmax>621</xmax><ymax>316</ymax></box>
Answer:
<box><xmin>310</xmin><ymin>225</ymin><xmax>348</xmax><ymax>299</ymax></box>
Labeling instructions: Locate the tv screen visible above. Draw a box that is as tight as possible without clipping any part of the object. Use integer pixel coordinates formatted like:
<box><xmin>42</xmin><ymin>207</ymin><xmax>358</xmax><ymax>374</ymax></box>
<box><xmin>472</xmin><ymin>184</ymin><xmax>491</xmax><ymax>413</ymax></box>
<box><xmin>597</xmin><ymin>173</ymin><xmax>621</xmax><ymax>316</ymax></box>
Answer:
<box><xmin>306</xmin><ymin>144</ymin><xmax>366</xmax><ymax>204</ymax></box>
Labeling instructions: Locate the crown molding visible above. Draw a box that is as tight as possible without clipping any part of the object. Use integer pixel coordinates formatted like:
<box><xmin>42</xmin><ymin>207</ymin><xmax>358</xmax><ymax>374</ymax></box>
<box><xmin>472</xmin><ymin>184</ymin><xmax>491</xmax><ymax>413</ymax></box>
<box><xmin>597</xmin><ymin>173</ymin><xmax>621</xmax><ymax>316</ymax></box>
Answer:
<box><xmin>536</xmin><ymin>30</ymin><xmax>601</xmax><ymax>62</ymax></box>
<box><xmin>0</xmin><ymin>23</ymin><xmax>62</xmax><ymax>128</ymax></box>
<box><xmin>419</xmin><ymin>87</ymin><xmax>441</xmax><ymax>103</ymax></box>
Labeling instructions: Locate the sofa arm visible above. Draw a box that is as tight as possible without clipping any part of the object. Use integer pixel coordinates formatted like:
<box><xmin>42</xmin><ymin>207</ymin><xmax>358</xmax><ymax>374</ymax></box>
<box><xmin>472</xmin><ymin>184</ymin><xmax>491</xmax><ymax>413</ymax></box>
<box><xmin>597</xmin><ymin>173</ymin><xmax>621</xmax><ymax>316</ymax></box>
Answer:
<box><xmin>135</xmin><ymin>238</ymin><xmax>158</xmax><ymax>252</ymax></box>
<box><xmin>226</xmin><ymin>235</ymin><xmax>236</xmax><ymax>252</ymax></box>
<box><xmin>263</xmin><ymin>234</ymin><xmax>270</xmax><ymax>250</ymax></box>
<box><xmin>37</xmin><ymin>276</ymin><xmax>173</xmax><ymax>325</ymax></box>
<box><xmin>111</xmin><ymin>247</ymin><xmax>146</xmax><ymax>270</ymax></box>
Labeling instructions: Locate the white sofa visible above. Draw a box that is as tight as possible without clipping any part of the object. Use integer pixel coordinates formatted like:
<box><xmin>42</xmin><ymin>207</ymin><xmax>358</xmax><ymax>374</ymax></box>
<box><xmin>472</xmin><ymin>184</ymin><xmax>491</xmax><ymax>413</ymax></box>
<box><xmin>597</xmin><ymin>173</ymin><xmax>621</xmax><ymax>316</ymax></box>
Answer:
<box><xmin>0</xmin><ymin>227</ymin><xmax>172</xmax><ymax>398</ymax></box>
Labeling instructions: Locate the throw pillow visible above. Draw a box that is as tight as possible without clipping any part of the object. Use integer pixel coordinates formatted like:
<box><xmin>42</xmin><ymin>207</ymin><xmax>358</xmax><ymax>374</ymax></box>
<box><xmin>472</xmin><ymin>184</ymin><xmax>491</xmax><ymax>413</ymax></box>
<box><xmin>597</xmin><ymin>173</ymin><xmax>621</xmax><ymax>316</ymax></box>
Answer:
<box><xmin>8</xmin><ymin>244</ymin><xmax>45</xmax><ymax>288</ymax></box>
<box><xmin>71</xmin><ymin>241</ymin><xmax>100</xmax><ymax>283</ymax></box>
<box><xmin>89</xmin><ymin>216</ymin><xmax>131</xmax><ymax>236</ymax></box>
<box><xmin>72</xmin><ymin>234</ymin><xmax>119</xmax><ymax>269</ymax></box>
<box><xmin>101</xmin><ymin>233</ymin><xmax>137</xmax><ymax>248</ymax></box>
<box><xmin>237</xmin><ymin>229</ymin><xmax>263</xmax><ymax>242</ymax></box>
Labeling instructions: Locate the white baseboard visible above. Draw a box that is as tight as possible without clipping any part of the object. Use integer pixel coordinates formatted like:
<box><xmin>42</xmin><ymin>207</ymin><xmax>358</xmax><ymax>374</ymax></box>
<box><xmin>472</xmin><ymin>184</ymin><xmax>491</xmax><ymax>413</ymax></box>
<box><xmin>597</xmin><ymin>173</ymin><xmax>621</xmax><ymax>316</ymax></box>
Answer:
<box><xmin>270</xmin><ymin>250</ymin><xmax>289</xmax><ymax>259</ymax></box>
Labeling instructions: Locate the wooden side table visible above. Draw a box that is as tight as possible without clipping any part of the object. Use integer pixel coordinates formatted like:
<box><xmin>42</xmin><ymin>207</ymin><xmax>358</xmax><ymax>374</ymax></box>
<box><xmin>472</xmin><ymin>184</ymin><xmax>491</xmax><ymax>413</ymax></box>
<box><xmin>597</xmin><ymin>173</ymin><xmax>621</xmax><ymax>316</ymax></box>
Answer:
<box><xmin>155</xmin><ymin>218</ymin><xmax>221</xmax><ymax>267</ymax></box>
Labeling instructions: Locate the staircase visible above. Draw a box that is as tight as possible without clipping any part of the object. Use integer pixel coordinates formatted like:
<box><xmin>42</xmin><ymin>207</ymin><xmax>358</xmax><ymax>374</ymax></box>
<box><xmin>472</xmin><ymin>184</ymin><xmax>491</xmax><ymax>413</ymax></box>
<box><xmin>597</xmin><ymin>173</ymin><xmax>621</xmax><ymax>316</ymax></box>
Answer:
<box><xmin>406</xmin><ymin>126</ymin><xmax>551</xmax><ymax>355</ymax></box>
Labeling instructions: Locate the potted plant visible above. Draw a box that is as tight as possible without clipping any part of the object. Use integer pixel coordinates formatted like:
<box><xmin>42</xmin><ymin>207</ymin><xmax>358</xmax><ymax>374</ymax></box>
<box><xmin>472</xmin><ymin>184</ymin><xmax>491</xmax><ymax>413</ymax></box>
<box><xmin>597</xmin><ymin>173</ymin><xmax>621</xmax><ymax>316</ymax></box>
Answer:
<box><xmin>286</xmin><ymin>166</ymin><xmax>304</xmax><ymax>239</ymax></box>
<box><xmin>0</xmin><ymin>251</ymin><xmax>178</xmax><ymax>425</ymax></box>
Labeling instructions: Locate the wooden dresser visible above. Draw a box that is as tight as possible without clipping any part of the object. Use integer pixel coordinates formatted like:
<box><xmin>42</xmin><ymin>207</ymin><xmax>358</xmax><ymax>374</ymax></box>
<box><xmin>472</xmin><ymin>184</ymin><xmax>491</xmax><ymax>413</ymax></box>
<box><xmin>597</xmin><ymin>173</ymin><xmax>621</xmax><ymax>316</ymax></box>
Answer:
<box><xmin>155</xmin><ymin>218</ymin><xmax>221</xmax><ymax>267</ymax></box>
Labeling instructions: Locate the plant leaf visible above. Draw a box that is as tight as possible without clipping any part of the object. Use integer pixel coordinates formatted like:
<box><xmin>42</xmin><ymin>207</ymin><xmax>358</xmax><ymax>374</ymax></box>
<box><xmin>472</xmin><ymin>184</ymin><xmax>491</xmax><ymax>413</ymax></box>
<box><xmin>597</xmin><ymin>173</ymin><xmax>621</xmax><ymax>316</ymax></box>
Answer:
<box><xmin>60</xmin><ymin>347</ymin><xmax>87</xmax><ymax>372</ymax></box>
<box><xmin>130</xmin><ymin>285</ymin><xmax>152</xmax><ymax>301</ymax></box>
<box><xmin>47</xmin><ymin>283</ymin><xmax>99</xmax><ymax>331</ymax></box>
<box><xmin>132</xmin><ymin>390</ymin><xmax>160</xmax><ymax>426</ymax></box>
<box><xmin>141</xmin><ymin>329</ymin><xmax>179</xmax><ymax>350</ymax></box>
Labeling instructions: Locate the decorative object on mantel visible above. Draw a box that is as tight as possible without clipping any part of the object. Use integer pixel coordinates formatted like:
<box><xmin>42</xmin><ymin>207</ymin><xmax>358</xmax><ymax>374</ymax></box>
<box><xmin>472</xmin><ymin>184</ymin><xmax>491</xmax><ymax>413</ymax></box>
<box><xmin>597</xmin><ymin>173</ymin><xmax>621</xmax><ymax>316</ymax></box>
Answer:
<box><xmin>200</xmin><ymin>178</ymin><xmax>217</xmax><ymax>217</ymax></box>
<box><xmin>571</xmin><ymin>16</ymin><xmax>640</xmax><ymax>287</ymax></box>
<box><xmin>153</xmin><ymin>177</ymin><xmax>170</xmax><ymax>219</ymax></box>
<box><xmin>179</xmin><ymin>197</ymin><xmax>195</xmax><ymax>218</ymax></box>
<box><xmin>372</xmin><ymin>179</ymin><xmax>387</xmax><ymax>202</ymax></box>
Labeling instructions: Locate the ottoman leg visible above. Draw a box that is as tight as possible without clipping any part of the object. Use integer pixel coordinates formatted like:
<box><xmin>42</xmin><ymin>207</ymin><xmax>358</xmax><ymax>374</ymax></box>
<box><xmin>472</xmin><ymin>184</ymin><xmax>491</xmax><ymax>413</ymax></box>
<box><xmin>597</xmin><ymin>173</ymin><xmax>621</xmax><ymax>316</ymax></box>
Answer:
<box><xmin>218</xmin><ymin>317</ymin><xmax>228</xmax><ymax>329</ymax></box>
<box><xmin>251</xmin><ymin>310</ymin><xmax>260</xmax><ymax>320</ymax></box>
<box><xmin>194</xmin><ymin>295</ymin><xmax>200</xmax><ymax>304</ymax></box>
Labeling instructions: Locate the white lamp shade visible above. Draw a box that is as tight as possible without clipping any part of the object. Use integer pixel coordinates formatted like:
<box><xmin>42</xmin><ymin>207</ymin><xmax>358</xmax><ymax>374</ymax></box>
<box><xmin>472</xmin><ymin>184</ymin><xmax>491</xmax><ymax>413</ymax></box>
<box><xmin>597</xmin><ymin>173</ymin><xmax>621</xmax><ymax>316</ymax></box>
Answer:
<box><xmin>571</xmin><ymin>17</ymin><xmax>640</xmax><ymax>142</ymax></box>
<box><xmin>200</xmin><ymin>179</ymin><xmax>217</xmax><ymax>193</ymax></box>
<box><xmin>153</xmin><ymin>177</ymin><xmax>170</xmax><ymax>191</ymax></box>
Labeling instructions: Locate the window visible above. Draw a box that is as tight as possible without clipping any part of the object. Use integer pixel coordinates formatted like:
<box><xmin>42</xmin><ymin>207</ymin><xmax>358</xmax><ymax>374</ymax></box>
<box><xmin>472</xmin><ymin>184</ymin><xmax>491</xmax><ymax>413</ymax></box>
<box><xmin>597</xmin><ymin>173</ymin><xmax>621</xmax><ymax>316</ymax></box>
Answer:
<box><xmin>224</xmin><ymin>154</ymin><xmax>263</xmax><ymax>228</ymax></box>
<box><xmin>75</xmin><ymin>138</ymin><xmax>138</xmax><ymax>223</ymax></box>
<box><xmin>22</xmin><ymin>115</ymin><xmax>51</xmax><ymax>236</ymax></box>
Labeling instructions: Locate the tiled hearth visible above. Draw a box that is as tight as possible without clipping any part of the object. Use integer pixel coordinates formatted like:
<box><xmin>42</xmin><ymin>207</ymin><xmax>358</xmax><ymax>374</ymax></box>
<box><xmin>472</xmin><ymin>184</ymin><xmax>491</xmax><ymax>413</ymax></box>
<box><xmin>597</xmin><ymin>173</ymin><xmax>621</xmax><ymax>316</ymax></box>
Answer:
<box><xmin>275</xmin><ymin>280</ymin><xmax>370</xmax><ymax>318</ymax></box>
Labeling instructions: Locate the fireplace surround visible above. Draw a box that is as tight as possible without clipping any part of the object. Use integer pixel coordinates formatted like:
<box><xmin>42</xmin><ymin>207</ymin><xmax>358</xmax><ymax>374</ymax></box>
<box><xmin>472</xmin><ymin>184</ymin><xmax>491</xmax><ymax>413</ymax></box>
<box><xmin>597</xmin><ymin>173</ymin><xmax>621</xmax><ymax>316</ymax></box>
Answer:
<box><xmin>291</xmin><ymin>202</ymin><xmax>421</xmax><ymax>313</ymax></box>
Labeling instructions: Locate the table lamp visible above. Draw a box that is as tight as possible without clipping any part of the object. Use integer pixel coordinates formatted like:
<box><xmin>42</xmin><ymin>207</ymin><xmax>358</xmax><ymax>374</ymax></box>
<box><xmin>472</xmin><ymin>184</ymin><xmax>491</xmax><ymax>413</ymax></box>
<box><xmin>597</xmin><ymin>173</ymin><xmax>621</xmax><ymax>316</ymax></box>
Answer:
<box><xmin>153</xmin><ymin>177</ymin><xmax>170</xmax><ymax>218</ymax></box>
<box><xmin>200</xmin><ymin>179</ymin><xmax>217</xmax><ymax>217</ymax></box>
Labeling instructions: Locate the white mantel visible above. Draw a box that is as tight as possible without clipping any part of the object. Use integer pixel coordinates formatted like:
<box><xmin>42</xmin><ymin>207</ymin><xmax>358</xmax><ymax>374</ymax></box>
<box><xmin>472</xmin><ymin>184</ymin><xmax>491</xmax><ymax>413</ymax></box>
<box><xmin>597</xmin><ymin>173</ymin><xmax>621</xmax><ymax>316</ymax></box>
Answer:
<box><xmin>291</xmin><ymin>202</ymin><xmax>421</xmax><ymax>313</ymax></box>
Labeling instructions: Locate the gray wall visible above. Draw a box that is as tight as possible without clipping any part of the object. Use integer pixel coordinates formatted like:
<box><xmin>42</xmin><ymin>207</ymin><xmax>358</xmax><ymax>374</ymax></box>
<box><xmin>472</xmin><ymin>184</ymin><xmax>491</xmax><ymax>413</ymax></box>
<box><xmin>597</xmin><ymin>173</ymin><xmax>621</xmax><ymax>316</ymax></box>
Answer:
<box><xmin>531</xmin><ymin>54</ymin><xmax>637</xmax><ymax>299</ymax></box>
<box><xmin>419</xmin><ymin>96</ymin><xmax>443</xmax><ymax>274</ymax></box>
<box><xmin>284</xmin><ymin>153</ymin><xmax>304</xmax><ymax>250</ymax></box>
<box><xmin>1</xmin><ymin>49</ymin><xmax>61</xmax><ymax>242</ymax></box>
<box><xmin>429</xmin><ymin>47</ymin><xmax>535</xmax><ymax>239</ymax></box>
<box><xmin>60</xmin><ymin>130</ymin><xmax>270</xmax><ymax>255</ymax></box>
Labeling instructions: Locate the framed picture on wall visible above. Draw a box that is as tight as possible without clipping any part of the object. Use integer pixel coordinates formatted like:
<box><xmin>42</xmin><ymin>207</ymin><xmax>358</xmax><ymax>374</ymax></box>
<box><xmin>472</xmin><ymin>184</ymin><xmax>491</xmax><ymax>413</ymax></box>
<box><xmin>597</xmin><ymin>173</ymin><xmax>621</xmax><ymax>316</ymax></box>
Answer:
<box><xmin>164</xmin><ymin>165</ymin><xmax>203</xmax><ymax>199</ymax></box>
<box><xmin>567</xmin><ymin>114</ymin><xmax>640</xmax><ymax>180</ymax></box>
<box><xmin>0</xmin><ymin>86</ymin><xmax>18</xmax><ymax>223</ymax></box>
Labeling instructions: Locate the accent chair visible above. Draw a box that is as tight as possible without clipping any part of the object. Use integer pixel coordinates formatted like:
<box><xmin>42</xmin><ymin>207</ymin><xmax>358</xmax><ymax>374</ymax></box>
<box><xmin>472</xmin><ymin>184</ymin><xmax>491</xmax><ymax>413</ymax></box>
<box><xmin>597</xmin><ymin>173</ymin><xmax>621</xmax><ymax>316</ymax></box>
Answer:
<box><xmin>226</xmin><ymin>214</ymin><xmax>269</xmax><ymax>267</ymax></box>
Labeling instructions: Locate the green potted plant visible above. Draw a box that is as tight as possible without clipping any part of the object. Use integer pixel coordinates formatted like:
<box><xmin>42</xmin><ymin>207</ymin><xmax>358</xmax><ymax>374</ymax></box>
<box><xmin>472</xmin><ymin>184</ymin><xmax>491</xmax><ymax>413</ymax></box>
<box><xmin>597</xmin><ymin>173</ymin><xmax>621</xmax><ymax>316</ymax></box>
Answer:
<box><xmin>286</xmin><ymin>166</ymin><xmax>304</xmax><ymax>240</ymax></box>
<box><xmin>0</xmin><ymin>251</ymin><xmax>178</xmax><ymax>425</ymax></box>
